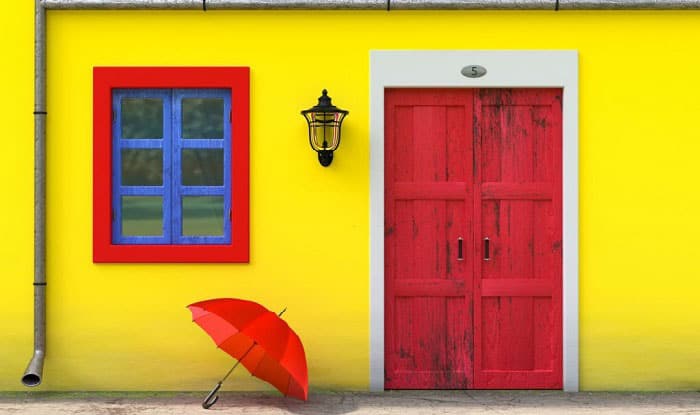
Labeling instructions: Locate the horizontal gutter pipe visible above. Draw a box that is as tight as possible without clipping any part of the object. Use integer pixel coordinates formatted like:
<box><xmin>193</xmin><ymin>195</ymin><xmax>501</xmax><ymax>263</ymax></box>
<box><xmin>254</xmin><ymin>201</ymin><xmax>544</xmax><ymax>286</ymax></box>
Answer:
<box><xmin>40</xmin><ymin>0</ymin><xmax>700</xmax><ymax>9</ymax></box>
<box><xmin>23</xmin><ymin>0</ymin><xmax>47</xmax><ymax>388</ymax></box>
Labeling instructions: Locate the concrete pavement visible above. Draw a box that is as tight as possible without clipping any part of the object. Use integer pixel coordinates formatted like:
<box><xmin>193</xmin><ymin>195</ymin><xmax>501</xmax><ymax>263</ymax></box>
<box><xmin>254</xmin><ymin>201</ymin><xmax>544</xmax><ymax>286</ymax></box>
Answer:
<box><xmin>0</xmin><ymin>391</ymin><xmax>698</xmax><ymax>414</ymax></box>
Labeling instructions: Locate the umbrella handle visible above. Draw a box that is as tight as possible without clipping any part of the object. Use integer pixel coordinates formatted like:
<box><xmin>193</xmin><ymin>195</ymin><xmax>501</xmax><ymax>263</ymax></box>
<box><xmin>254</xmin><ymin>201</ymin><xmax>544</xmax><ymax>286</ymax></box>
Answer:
<box><xmin>202</xmin><ymin>381</ymin><xmax>222</xmax><ymax>409</ymax></box>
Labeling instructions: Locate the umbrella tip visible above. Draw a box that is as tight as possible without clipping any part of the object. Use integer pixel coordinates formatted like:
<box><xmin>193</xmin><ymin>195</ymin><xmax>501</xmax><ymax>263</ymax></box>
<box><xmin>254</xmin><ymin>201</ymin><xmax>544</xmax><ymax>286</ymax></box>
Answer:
<box><xmin>278</xmin><ymin>307</ymin><xmax>287</xmax><ymax>317</ymax></box>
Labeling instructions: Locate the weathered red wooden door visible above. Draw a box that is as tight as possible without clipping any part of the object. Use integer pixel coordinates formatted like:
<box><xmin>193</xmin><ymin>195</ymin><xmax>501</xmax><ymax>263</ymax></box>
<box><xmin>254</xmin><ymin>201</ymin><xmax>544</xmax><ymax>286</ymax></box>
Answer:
<box><xmin>385</xmin><ymin>88</ymin><xmax>562</xmax><ymax>390</ymax></box>
<box><xmin>384</xmin><ymin>89</ymin><xmax>475</xmax><ymax>389</ymax></box>
<box><xmin>473</xmin><ymin>89</ymin><xmax>562</xmax><ymax>389</ymax></box>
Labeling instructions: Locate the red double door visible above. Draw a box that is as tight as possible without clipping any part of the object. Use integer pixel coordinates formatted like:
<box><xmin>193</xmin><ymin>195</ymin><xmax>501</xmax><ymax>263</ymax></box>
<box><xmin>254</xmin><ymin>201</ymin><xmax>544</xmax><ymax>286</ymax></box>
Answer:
<box><xmin>385</xmin><ymin>88</ymin><xmax>563</xmax><ymax>389</ymax></box>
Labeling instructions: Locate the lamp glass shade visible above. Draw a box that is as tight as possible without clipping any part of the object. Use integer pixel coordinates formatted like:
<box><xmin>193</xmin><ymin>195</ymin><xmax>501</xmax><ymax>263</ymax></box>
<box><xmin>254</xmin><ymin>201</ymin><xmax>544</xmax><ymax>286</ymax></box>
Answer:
<box><xmin>304</xmin><ymin>111</ymin><xmax>346</xmax><ymax>151</ymax></box>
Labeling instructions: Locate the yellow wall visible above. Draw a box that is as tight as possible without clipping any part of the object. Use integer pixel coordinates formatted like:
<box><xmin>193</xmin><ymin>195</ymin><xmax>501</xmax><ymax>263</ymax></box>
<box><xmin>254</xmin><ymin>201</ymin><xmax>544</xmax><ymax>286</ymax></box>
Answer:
<box><xmin>2</xmin><ymin>3</ymin><xmax>700</xmax><ymax>391</ymax></box>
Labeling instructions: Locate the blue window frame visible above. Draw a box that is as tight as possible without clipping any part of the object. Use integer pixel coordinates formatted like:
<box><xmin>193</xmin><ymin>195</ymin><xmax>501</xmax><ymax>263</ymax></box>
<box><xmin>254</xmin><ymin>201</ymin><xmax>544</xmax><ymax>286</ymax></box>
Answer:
<box><xmin>112</xmin><ymin>88</ymin><xmax>232</xmax><ymax>245</ymax></box>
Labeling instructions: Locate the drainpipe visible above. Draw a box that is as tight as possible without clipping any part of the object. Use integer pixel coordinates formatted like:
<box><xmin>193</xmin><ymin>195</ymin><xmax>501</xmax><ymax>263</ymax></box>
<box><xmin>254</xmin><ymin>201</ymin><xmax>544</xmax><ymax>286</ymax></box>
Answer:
<box><xmin>24</xmin><ymin>0</ymin><xmax>700</xmax><ymax>389</ymax></box>
<box><xmin>42</xmin><ymin>0</ymin><xmax>387</xmax><ymax>9</ymax></box>
<box><xmin>38</xmin><ymin>0</ymin><xmax>700</xmax><ymax>9</ymax></box>
<box><xmin>23</xmin><ymin>0</ymin><xmax>47</xmax><ymax>388</ymax></box>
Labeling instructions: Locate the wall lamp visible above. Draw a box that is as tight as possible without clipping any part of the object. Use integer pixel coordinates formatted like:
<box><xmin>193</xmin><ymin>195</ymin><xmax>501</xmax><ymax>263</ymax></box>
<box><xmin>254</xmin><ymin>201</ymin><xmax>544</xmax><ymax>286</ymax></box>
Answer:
<box><xmin>301</xmin><ymin>89</ymin><xmax>348</xmax><ymax>167</ymax></box>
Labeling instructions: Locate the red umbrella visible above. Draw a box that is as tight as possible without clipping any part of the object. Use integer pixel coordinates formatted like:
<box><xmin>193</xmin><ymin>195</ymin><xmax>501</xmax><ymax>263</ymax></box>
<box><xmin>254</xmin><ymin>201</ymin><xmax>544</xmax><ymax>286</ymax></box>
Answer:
<box><xmin>187</xmin><ymin>298</ymin><xmax>308</xmax><ymax>408</ymax></box>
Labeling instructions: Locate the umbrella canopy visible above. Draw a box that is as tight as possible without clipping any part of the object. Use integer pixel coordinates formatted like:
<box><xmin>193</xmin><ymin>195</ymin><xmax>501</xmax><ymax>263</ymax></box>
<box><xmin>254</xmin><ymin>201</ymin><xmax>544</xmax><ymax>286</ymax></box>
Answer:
<box><xmin>188</xmin><ymin>298</ymin><xmax>308</xmax><ymax>401</ymax></box>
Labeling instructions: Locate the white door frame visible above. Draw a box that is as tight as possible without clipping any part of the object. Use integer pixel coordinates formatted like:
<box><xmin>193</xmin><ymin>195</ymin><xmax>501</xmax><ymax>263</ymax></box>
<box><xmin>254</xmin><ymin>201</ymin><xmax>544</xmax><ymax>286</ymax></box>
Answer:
<box><xmin>369</xmin><ymin>50</ymin><xmax>579</xmax><ymax>392</ymax></box>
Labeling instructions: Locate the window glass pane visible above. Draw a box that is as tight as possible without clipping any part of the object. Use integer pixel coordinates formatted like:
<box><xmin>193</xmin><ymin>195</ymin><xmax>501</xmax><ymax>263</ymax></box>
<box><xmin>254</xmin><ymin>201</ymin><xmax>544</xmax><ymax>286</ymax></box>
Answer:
<box><xmin>182</xmin><ymin>98</ymin><xmax>224</xmax><ymax>139</ymax></box>
<box><xmin>182</xmin><ymin>196</ymin><xmax>225</xmax><ymax>236</ymax></box>
<box><xmin>182</xmin><ymin>149</ymin><xmax>223</xmax><ymax>186</ymax></box>
<box><xmin>121</xmin><ymin>98</ymin><xmax>163</xmax><ymax>139</ymax></box>
<box><xmin>121</xmin><ymin>149</ymin><xmax>163</xmax><ymax>186</ymax></box>
<box><xmin>121</xmin><ymin>196</ymin><xmax>163</xmax><ymax>236</ymax></box>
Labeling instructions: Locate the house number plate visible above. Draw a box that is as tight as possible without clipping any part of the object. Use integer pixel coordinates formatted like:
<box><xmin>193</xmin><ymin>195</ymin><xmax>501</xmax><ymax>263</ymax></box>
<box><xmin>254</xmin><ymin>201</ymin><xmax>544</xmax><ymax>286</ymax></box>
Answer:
<box><xmin>461</xmin><ymin>65</ymin><xmax>487</xmax><ymax>78</ymax></box>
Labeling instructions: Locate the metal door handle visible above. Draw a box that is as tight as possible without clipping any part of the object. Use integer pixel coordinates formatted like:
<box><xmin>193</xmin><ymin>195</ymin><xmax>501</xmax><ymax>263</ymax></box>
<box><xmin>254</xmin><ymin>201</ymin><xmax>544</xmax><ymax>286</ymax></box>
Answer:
<box><xmin>457</xmin><ymin>237</ymin><xmax>463</xmax><ymax>261</ymax></box>
<box><xmin>484</xmin><ymin>237</ymin><xmax>490</xmax><ymax>261</ymax></box>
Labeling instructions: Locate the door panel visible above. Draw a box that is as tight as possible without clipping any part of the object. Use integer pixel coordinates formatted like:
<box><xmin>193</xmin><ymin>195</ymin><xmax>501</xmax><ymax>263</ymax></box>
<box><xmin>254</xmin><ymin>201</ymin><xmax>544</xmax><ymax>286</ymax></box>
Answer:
<box><xmin>385</xmin><ymin>89</ymin><xmax>474</xmax><ymax>389</ymax></box>
<box><xmin>473</xmin><ymin>89</ymin><xmax>562</xmax><ymax>389</ymax></box>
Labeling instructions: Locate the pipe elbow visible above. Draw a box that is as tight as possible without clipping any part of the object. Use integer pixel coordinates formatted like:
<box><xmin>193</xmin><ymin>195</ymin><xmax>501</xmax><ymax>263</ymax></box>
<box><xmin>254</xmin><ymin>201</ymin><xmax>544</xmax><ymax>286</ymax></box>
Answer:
<box><xmin>22</xmin><ymin>350</ymin><xmax>45</xmax><ymax>387</ymax></box>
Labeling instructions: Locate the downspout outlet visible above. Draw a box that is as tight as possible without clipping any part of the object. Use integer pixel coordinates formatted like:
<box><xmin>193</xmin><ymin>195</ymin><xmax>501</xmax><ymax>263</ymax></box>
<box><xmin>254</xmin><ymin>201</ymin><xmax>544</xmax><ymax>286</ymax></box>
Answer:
<box><xmin>22</xmin><ymin>350</ymin><xmax>45</xmax><ymax>387</ymax></box>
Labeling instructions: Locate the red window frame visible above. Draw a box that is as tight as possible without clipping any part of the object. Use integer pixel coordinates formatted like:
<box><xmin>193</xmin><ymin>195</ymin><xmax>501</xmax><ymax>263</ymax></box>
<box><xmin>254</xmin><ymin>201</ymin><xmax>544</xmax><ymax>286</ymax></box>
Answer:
<box><xmin>93</xmin><ymin>67</ymin><xmax>249</xmax><ymax>262</ymax></box>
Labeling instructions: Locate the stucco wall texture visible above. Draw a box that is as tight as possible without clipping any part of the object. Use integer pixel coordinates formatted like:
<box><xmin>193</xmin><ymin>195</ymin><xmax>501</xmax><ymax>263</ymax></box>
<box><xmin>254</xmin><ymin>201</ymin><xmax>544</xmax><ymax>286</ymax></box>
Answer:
<box><xmin>1</xmin><ymin>3</ymin><xmax>699</xmax><ymax>391</ymax></box>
